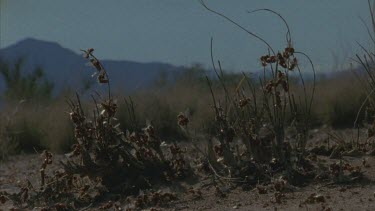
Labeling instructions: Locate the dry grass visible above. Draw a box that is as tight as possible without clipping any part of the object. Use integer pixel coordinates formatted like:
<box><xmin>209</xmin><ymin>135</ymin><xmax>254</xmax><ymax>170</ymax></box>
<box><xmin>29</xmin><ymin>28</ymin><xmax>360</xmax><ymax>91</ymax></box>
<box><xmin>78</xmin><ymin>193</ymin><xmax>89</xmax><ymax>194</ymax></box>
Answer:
<box><xmin>0</xmin><ymin>68</ymin><xmax>366</xmax><ymax>157</ymax></box>
<box><xmin>311</xmin><ymin>72</ymin><xmax>366</xmax><ymax>128</ymax></box>
<box><xmin>0</xmin><ymin>97</ymin><xmax>74</xmax><ymax>157</ymax></box>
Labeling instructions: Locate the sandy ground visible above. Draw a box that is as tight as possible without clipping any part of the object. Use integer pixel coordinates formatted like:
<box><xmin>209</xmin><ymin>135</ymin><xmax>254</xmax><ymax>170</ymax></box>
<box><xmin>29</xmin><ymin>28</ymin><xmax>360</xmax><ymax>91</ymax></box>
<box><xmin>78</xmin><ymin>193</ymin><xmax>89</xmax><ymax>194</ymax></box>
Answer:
<box><xmin>1</xmin><ymin>155</ymin><xmax>374</xmax><ymax>210</ymax></box>
<box><xmin>1</xmin><ymin>130</ymin><xmax>375</xmax><ymax>210</ymax></box>
<box><xmin>166</xmin><ymin>156</ymin><xmax>375</xmax><ymax>211</ymax></box>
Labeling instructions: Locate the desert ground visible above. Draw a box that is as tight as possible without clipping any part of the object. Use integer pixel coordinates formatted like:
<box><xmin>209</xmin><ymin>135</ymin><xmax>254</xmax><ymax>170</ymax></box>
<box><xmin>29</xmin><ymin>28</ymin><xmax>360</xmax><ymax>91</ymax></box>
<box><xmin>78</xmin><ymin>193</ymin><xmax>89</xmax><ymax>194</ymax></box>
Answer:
<box><xmin>1</xmin><ymin>129</ymin><xmax>375</xmax><ymax>211</ymax></box>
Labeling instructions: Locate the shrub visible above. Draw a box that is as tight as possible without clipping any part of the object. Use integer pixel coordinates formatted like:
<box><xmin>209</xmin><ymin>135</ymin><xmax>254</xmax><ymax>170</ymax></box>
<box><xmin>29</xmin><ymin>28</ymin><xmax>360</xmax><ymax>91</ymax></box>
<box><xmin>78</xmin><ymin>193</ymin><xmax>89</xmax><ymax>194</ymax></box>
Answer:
<box><xmin>0</xmin><ymin>58</ymin><xmax>54</xmax><ymax>102</ymax></box>
<box><xmin>195</xmin><ymin>1</ymin><xmax>317</xmax><ymax>185</ymax></box>
<box><xmin>60</xmin><ymin>49</ymin><xmax>190</xmax><ymax>196</ymax></box>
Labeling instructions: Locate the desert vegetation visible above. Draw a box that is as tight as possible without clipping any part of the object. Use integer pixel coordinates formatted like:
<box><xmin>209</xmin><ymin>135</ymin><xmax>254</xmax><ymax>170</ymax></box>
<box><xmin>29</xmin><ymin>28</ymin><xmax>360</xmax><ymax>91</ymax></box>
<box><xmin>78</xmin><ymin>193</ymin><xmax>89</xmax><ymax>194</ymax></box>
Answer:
<box><xmin>1</xmin><ymin>1</ymin><xmax>375</xmax><ymax>210</ymax></box>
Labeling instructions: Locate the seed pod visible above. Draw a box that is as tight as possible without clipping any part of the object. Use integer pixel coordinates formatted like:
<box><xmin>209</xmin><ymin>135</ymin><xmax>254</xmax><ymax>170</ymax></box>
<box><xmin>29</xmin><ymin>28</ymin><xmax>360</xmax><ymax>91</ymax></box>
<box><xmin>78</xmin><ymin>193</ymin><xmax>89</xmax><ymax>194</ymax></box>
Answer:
<box><xmin>277</xmin><ymin>70</ymin><xmax>285</xmax><ymax>79</ymax></box>
<box><xmin>288</xmin><ymin>58</ymin><xmax>298</xmax><ymax>70</ymax></box>
<box><xmin>283</xmin><ymin>51</ymin><xmax>290</xmax><ymax>59</ymax></box>
<box><xmin>144</xmin><ymin>125</ymin><xmax>155</xmax><ymax>136</ymax></box>
<box><xmin>101</xmin><ymin>100</ymin><xmax>117</xmax><ymax>117</ymax></box>
<box><xmin>238</xmin><ymin>98</ymin><xmax>250</xmax><ymax>108</ymax></box>
<box><xmin>269</xmin><ymin>55</ymin><xmax>277</xmax><ymax>63</ymax></box>
<box><xmin>285</xmin><ymin>47</ymin><xmax>295</xmax><ymax>54</ymax></box>
<box><xmin>260</xmin><ymin>55</ymin><xmax>270</xmax><ymax>67</ymax></box>
<box><xmin>279</xmin><ymin>61</ymin><xmax>287</xmax><ymax>68</ymax></box>
<box><xmin>265</xmin><ymin>81</ymin><xmax>274</xmax><ymax>93</ymax></box>
<box><xmin>177</xmin><ymin>113</ymin><xmax>189</xmax><ymax>127</ymax></box>
<box><xmin>90</xmin><ymin>58</ymin><xmax>102</xmax><ymax>71</ymax></box>
<box><xmin>98</xmin><ymin>71</ymin><xmax>109</xmax><ymax>83</ymax></box>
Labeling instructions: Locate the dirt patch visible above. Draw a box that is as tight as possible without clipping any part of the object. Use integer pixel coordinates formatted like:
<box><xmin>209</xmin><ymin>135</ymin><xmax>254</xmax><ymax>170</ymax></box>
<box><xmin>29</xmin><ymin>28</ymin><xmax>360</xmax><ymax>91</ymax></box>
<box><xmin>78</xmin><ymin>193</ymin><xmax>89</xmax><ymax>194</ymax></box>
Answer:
<box><xmin>1</xmin><ymin>152</ymin><xmax>374</xmax><ymax>210</ymax></box>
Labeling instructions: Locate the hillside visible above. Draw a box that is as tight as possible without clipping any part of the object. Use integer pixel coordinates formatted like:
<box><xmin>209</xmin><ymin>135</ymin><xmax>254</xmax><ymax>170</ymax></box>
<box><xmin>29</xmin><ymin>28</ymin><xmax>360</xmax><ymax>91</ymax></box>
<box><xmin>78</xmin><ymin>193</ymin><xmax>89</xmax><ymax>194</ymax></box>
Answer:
<box><xmin>0</xmin><ymin>38</ymin><xmax>184</xmax><ymax>94</ymax></box>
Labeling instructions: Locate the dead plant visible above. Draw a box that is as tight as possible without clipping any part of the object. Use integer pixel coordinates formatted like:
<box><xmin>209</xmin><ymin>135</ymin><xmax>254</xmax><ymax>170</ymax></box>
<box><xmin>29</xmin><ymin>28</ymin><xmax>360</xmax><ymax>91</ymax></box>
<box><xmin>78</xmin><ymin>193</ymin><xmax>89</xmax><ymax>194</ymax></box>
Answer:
<box><xmin>199</xmin><ymin>0</ymin><xmax>316</xmax><ymax>186</ymax></box>
<box><xmin>2</xmin><ymin>49</ymin><xmax>190</xmax><ymax>210</ymax></box>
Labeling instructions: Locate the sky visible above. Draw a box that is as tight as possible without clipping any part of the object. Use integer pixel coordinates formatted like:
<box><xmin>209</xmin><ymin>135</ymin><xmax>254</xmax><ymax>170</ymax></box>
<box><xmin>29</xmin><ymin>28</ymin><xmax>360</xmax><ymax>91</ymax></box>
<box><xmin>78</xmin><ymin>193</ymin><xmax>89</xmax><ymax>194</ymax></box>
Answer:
<box><xmin>0</xmin><ymin>0</ymin><xmax>373</xmax><ymax>72</ymax></box>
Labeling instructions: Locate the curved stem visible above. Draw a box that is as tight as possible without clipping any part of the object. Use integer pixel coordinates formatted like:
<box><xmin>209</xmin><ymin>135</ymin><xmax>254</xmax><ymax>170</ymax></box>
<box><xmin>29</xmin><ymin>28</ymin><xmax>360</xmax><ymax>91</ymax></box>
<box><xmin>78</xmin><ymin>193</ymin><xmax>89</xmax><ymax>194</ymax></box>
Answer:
<box><xmin>200</xmin><ymin>0</ymin><xmax>275</xmax><ymax>55</ymax></box>
<box><xmin>294</xmin><ymin>51</ymin><xmax>316</xmax><ymax>115</ymax></box>
<box><xmin>248</xmin><ymin>8</ymin><xmax>292</xmax><ymax>45</ymax></box>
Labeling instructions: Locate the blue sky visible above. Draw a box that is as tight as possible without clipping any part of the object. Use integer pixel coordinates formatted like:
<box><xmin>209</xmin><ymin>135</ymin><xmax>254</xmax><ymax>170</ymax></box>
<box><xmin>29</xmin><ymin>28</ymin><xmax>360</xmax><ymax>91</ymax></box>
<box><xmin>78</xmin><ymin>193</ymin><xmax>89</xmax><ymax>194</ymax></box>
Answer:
<box><xmin>0</xmin><ymin>0</ymin><xmax>372</xmax><ymax>72</ymax></box>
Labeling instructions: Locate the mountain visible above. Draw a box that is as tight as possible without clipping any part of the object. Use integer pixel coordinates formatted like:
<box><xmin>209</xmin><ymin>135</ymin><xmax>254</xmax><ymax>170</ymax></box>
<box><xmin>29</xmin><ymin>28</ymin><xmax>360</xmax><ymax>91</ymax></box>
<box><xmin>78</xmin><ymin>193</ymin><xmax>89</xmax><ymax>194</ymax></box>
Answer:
<box><xmin>0</xmin><ymin>38</ymin><xmax>184</xmax><ymax>95</ymax></box>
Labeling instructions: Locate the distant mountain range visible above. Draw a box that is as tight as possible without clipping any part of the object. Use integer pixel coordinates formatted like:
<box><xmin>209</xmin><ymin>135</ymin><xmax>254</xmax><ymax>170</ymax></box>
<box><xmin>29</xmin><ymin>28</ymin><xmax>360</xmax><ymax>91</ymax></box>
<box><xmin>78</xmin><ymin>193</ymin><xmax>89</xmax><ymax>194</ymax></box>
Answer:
<box><xmin>0</xmin><ymin>38</ymin><xmax>184</xmax><ymax>95</ymax></box>
<box><xmin>0</xmin><ymin>38</ymin><xmax>351</xmax><ymax>99</ymax></box>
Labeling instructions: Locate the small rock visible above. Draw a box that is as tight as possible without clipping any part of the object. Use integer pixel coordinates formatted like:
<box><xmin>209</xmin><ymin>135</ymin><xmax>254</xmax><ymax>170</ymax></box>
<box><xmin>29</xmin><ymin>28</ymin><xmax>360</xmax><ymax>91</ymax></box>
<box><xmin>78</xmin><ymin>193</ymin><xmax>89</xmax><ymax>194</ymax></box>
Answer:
<box><xmin>233</xmin><ymin>204</ymin><xmax>241</xmax><ymax>209</ymax></box>
<box><xmin>305</xmin><ymin>193</ymin><xmax>326</xmax><ymax>204</ymax></box>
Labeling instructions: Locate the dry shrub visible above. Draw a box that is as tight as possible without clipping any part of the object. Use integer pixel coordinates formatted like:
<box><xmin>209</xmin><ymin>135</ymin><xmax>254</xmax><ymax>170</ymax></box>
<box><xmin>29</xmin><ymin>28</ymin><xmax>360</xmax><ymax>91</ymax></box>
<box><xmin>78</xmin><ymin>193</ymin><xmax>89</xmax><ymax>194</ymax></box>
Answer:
<box><xmin>2</xmin><ymin>49</ymin><xmax>191</xmax><ymax>210</ymax></box>
<box><xmin>62</xmin><ymin>49</ymin><xmax>190</xmax><ymax>192</ymax></box>
<box><xmin>195</xmin><ymin>1</ymin><xmax>317</xmax><ymax>185</ymax></box>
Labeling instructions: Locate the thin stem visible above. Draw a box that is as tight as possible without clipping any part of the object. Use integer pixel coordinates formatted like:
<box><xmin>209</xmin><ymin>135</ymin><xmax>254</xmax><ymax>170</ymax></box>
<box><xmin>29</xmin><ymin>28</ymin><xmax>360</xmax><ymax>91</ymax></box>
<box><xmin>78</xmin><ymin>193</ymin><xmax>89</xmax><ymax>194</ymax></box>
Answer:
<box><xmin>248</xmin><ymin>8</ymin><xmax>292</xmax><ymax>45</ymax></box>
<box><xmin>200</xmin><ymin>0</ymin><xmax>275</xmax><ymax>55</ymax></box>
